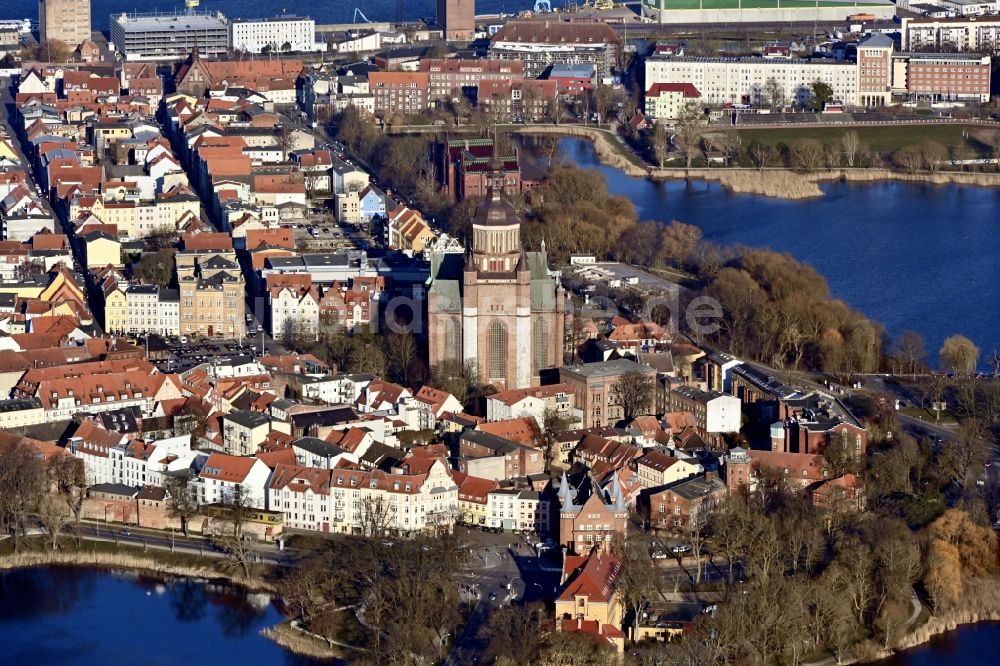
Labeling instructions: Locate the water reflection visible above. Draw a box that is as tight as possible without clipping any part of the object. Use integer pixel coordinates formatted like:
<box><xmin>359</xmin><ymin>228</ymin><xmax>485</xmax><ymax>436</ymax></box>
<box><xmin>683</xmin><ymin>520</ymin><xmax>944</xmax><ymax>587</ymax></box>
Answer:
<box><xmin>0</xmin><ymin>565</ymin><xmax>94</xmax><ymax>620</ymax></box>
<box><xmin>169</xmin><ymin>578</ymin><xmax>208</xmax><ymax>624</ymax></box>
<box><xmin>519</xmin><ymin>136</ymin><xmax>1000</xmax><ymax>365</ymax></box>
<box><xmin>0</xmin><ymin>567</ymin><xmax>331</xmax><ymax>665</ymax></box>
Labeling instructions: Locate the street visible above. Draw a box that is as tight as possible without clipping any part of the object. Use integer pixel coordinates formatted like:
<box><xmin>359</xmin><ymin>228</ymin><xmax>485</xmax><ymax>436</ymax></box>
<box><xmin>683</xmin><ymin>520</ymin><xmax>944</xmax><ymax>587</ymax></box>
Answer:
<box><xmin>444</xmin><ymin>526</ymin><xmax>562</xmax><ymax>665</ymax></box>
<box><xmin>66</xmin><ymin>520</ymin><xmax>290</xmax><ymax>566</ymax></box>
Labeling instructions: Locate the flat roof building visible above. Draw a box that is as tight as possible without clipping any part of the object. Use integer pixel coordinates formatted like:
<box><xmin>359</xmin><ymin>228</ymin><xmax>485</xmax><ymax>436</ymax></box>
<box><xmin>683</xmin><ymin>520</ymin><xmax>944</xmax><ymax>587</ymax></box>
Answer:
<box><xmin>110</xmin><ymin>12</ymin><xmax>229</xmax><ymax>61</ymax></box>
<box><xmin>229</xmin><ymin>16</ymin><xmax>321</xmax><ymax>54</ymax></box>
<box><xmin>39</xmin><ymin>0</ymin><xmax>92</xmax><ymax>48</ymax></box>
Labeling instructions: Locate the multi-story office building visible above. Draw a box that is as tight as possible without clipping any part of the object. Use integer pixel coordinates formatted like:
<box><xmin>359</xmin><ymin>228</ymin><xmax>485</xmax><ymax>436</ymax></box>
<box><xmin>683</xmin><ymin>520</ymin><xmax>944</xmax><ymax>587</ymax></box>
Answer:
<box><xmin>645</xmin><ymin>54</ymin><xmax>858</xmax><ymax>107</ymax></box>
<box><xmin>418</xmin><ymin>58</ymin><xmax>524</xmax><ymax>104</ymax></box>
<box><xmin>369</xmin><ymin>72</ymin><xmax>430</xmax><ymax>118</ymax></box>
<box><xmin>645</xmin><ymin>32</ymin><xmax>991</xmax><ymax>108</ymax></box>
<box><xmin>229</xmin><ymin>16</ymin><xmax>320</xmax><ymax>53</ymax></box>
<box><xmin>38</xmin><ymin>0</ymin><xmax>91</xmax><ymax>47</ymax></box>
<box><xmin>896</xmin><ymin>51</ymin><xmax>992</xmax><ymax>102</ymax></box>
<box><xmin>110</xmin><ymin>12</ymin><xmax>229</xmax><ymax>61</ymax></box>
<box><xmin>901</xmin><ymin>15</ymin><xmax>1000</xmax><ymax>51</ymax></box>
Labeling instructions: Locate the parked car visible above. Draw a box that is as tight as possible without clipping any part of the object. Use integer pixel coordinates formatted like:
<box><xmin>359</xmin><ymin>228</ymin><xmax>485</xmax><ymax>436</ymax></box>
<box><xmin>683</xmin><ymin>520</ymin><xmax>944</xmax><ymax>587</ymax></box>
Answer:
<box><xmin>670</xmin><ymin>544</ymin><xmax>693</xmax><ymax>555</ymax></box>
<box><xmin>651</xmin><ymin>550</ymin><xmax>668</xmax><ymax>560</ymax></box>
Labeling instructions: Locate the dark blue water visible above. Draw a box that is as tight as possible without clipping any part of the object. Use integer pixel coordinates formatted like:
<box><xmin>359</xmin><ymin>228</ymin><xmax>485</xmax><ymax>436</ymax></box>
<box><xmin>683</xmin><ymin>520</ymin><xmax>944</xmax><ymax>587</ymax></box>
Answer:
<box><xmin>0</xmin><ymin>567</ymin><xmax>329</xmax><ymax>665</ymax></box>
<box><xmin>556</xmin><ymin>138</ymin><xmax>1000</xmax><ymax>368</ymax></box>
<box><xmin>875</xmin><ymin>622</ymin><xmax>1000</xmax><ymax>665</ymax></box>
<box><xmin>1</xmin><ymin>0</ymin><xmax>540</xmax><ymax>30</ymax></box>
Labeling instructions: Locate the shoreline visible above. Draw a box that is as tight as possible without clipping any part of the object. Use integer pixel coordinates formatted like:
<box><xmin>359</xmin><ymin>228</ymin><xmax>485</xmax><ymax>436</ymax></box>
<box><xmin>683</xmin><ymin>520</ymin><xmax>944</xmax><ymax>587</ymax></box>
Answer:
<box><xmin>0</xmin><ymin>544</ymin><xmax>276</xmax><ymax>592</ymax></box>
<box><xmin>865</xmin><ymin>609</ymin><xmax>1000</xmax><ymax>665</ymax></box>
<box><xmin>516</xmin><ymin>126</ymin><xmax>1000</xmax><ymax>199</ymax></box>
<box><xmin>0</xmin><ymin>546</ymin><xmax>347</xmax><ymax>661</ymax></box>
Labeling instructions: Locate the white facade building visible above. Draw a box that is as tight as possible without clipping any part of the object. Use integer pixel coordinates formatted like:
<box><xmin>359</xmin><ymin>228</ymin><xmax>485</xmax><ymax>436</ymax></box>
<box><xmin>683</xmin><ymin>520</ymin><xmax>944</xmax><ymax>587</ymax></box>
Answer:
<box><xmin>229</xmin><ymin>16</ymin><xmax>321</xmax><ymax>54</ymax></box>
<box><xmin>196</xmin><ymin>453</ymin><xmax>271</xmax><ymax>509</ymax></box>
<box><xmin>126</xmin><ymin>285</ymin><xmax>159</xmax><ymax>335</ymax></box>
<box><xmin>645</xmin><ymin>55</ymin><xmax>859</xmax><ymax>107</ymax></box>
<box><xmin>298</xmin><ymin>373</ymin><xmax>373</xmax><ymax>405</ymax></box>
<box><xmin>157</xmin><ymin>289</ymin><xmax>180</xmax><ymax>336</ymax></box>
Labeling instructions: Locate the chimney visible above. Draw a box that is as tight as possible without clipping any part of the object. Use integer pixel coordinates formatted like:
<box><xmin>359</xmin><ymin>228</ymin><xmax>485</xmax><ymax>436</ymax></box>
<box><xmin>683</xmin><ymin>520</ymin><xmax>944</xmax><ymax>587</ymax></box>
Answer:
<box><xmin>704</xmin><ymin>470</ymin><xmax>717</xmax><ymax>482</ymax></box>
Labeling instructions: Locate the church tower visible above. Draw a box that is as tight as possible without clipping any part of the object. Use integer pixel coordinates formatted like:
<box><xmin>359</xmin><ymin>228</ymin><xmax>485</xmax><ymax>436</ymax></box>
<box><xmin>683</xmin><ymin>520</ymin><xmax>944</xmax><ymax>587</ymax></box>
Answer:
<box><xmin>427</xmin><ymin>181</ymin><xmax>564</xmax><ymax>390</ymax></box>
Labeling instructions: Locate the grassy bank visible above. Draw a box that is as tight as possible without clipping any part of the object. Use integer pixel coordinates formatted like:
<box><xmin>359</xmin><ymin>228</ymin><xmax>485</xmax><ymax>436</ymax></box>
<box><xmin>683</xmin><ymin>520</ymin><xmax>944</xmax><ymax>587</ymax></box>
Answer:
<box><xmin>0</xmin><ymin>537</ymin><xmax>277</xmax><ymax>591</ymax></box>
<box><xmin>262</xmin><ymin>620</ymin><xmax>351</xmax><ymax>661</ymax></box>
<box><xmin>523</xmin><ymin>123</ymin><xmax>1000</xmax><ymax>199</ymax></box>
<box><xmin>515</xmin><ymin>125</ymin><xmax>649</xmax><ymax>172</ymax></box>
<box><xmin>734</xmin><ymin>124</ymin><xmax>991</xmax><ymax>154</ymax></box>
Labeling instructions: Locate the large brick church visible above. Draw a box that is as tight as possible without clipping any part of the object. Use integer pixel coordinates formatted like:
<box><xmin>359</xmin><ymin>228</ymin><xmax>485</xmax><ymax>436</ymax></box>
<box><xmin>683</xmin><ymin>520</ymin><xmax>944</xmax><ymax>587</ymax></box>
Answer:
<box><xmin>426</xmin><ymin>188</ymin><xmax>564</xmax><ymax>389</ymax></box>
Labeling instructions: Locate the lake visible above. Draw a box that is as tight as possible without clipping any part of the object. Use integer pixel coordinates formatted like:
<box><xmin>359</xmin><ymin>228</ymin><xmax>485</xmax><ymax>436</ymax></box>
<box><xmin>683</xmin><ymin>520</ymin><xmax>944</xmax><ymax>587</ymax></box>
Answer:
<box><xmin>0</xmin><ymin>566</ymin><xmax>329</xmax><ymax>665</ymax></box>
<box><xmin>550</xmin><ymin>138</ymin><xmax>1000</xmax><ymax>369</ymax></box>
<box><xmin>2</xmin><ymin>0</ymin><xmax>540</xmax><ymax>30</ymax></box>
<box><xmin>875</xmin><ymin>622</ymin><xmax>1000</xmax><ymax>665</ymax></box>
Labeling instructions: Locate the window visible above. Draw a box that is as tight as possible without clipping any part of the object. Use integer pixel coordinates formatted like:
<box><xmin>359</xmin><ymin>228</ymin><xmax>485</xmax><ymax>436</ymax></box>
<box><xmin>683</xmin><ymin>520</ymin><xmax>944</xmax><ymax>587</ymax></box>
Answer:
<box><xmin>487</xmin><ymin>320</ymin><xmax>507</xmax><ymax>381</ymax></box>
<box><xmin>532</xmin><ymin>318</ymin><xmax>548</xmax><ymax>375</ymax></box>
<box><xmin>444</xmin><ymin>316</ymin><xmax>461</xmax><ymax>363</ymax></box>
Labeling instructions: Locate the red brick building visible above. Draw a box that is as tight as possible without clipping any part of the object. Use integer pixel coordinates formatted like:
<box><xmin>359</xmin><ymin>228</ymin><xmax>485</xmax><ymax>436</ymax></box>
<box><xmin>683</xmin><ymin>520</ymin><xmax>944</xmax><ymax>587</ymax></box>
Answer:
<box><xmin>644</xmin><ymin>472</ymin><xmax>727</xmax><ymax>534</ymax></box>
<box><xmin>369</xmin><ymin>71</ymin><xmax>430</xmax><ymax>119</ymax></box>
<box><xmin>899</xmin><ymin>52</ymin><xmax>991</xmax><ymax>102</ymax></box>
<box><xmin>809</xmin><ymin>473</ymin><xmax>865</xmax><ymax>512</ymax></box>
<box><xmin>419</xmin><ymin>58</ymin><xmax>524</xmax><ymax>104</ymax></box>
<box><xmin>437</xmin><ymin>0</ymin><xmax>475</xmax><ymax>42</ymax></box>
<box><xmin>477</xmin><ymin>79</ymin><xmax>559</xmax><ymax>123</ymax></box>
<box><xmin>557</xmin><ymin>472</ymin><xmax>629</xmax><ymax>555</ymax></box>
<box><xmin>437</xmin><ymin>137</ymin><xmax>525</xmax><ymax>204</ymax></box>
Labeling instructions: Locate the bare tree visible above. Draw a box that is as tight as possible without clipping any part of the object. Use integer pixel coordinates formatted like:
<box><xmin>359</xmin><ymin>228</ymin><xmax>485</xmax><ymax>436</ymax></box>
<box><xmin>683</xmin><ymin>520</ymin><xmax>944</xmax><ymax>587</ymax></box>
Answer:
<box><xmin>540</xmin><ymin>407</ymin><xmax>575</xmax><ymax>472</ymax></box>
<box><xmin>611</xmin><ymin>371</ymin><xmax>655</xmax><ymax>422</ymax></box>
<box><xmin>747</xmin><ymin>141</ymin><xmax>778</xmax><ymax>170</ymax></box>
<box><xmin>789</xmin><ymin>138</ymin><xmax>825</xmax><ymax>172</ymax></box>
<box><xmin>841</xmin><ymin>130</ymin><xmax>860</xmax><ymax>167</ymax></box>
<box><xmin>764</xmin><ymin>78</ymin><xmax>785</xmax><ymax>109</ymax></box>
<box><xmin>892</xmin><ymin>330</ymin><xmax>927</xmax><ymax>376</ymax></box>
<box><xmin>166</xmin><ymin>475</ymin><xmax>200</xmax><ymax>537</ymax></box>
<box><xmin>37</xmin><ymin>495</ymin><xmax>72</xmax><ymax>550</ymax></box>
<box><xmin>384</xmin><ymin>331</ymin><xmax>419</xmax><ymax>386</ymax></box>
<box><xmin>0</xmin><ymin>442</ymin><xmax>48</xmax><ymax>551</ymax></box>
<box><xmin>673</xmin><ymin>104</ymin><xmax>703</xmax><ymax>169</ymax></box>
<box><xmin>652</xmin><ymin>122</ymin><xmax>669</xmax><ymax>168</ymax></box>
<box><xmin>920</xmin><ymin>140</ymin><xmax>948</xmax><ymax>173</ymax></box>
<box><xmin>612</xmin><ymin>534</ymin><xmax>661</xmax><ymax>638</ymax></box>
<box><xmin>893</xmin><ymin>145</ymin><xmax>924</xmax><ymax>173</ymax></box>
<box><xmin>940</xmin><ymin>334</ymin><xmax>980</xmax><ymax>375</ymax></box>
<box><xmin>358</xmin><ymin>494</ymin><xmax>396</xmax><ymax>538</ymax></box>
<box><xmin>590</xmin><ymin>84</ymin><xmax>618</xmax><ymax>124</ymax></box>
<box><xmin>940</xmin><ymin>418</ymin><xmax>993</xmax><ymax>489</ymax></box>
<box><xmin>213</xmin><ymin>484</ymin><xmax>259</xmax><ymax>578</ymax></box>
<box><xmin>50</xmin><ymin>453</ymin><xmax>86</xmax><ymax>523</ymax></box>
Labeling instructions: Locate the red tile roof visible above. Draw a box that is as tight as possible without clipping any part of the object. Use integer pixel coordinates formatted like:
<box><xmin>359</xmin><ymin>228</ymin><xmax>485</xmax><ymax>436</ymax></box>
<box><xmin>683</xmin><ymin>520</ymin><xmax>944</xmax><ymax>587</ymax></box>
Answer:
<box><xmin>558</xmin><ymin>551</ymin><xmax>623</xmax><ymax>604</ymax></box>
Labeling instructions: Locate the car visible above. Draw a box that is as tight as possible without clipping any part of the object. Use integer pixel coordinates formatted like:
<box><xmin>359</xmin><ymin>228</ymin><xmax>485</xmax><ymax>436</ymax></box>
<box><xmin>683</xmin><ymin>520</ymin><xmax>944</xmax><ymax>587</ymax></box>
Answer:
<box><xmin>670</xmin><ymin>544</ymin><xmax>693</xmax><ymax>555</ymax></box>
<box><xmin>322</xmin><ymin>228</ymin><xmax>329</xmax><ymax>233</ymax></box>
<box><xmin>178</xmin><ymin>336</ymin><xmax>188</xmax><ymax>344</ymax></box>
<box><xmin>245</xmin><ymin>313</ymin><xmax>254</xmax><ymax>322</ymax></box>
<box><xmin>651</xmin><ymin>550</ymin><xmax>668</xmax><ymax>560</ymax></box>
<box><xmin>121</xmin><ymin>529</ymin><xmax>131</xmax><ymax>536</ymax></box>
<box><xmin>488</xmin><ymin>592</ymin><xmax>497</xmax><ymax>601</ymax></box>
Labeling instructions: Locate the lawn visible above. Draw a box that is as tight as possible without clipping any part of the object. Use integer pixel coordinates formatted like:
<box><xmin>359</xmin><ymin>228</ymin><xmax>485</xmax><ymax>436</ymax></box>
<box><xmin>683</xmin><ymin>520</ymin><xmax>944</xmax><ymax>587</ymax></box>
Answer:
<box><xmin>734</xmin><ymin>124</ymin><xmax>989</xmax><ymax>154</ymax></box>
